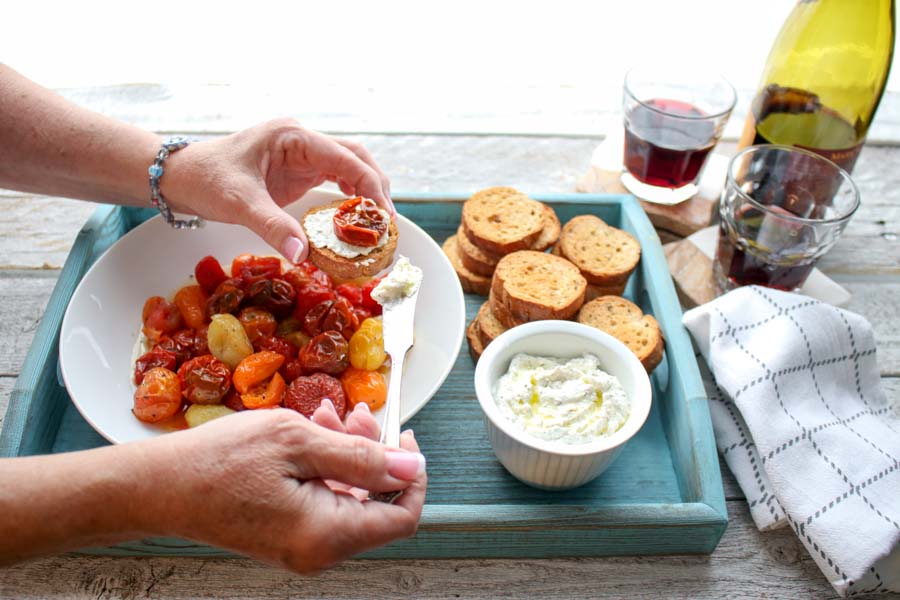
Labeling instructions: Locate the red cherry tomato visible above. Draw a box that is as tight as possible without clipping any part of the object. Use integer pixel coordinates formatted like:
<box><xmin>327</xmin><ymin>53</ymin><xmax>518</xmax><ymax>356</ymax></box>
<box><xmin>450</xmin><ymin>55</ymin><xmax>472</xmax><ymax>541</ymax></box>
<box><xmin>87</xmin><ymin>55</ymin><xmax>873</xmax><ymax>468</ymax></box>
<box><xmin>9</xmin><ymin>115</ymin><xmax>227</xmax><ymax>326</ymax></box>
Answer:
<box><xmin>153</xmin><ymin>335</ymin><xmax>192</xmax><ymax>367</ymax></box>
<box><xmin>303</xmin><ymin>300</ymin><xmax>334</xmax><ymax>337</ymax></box>
<box><xmin>222</xmin><ymin>388</ymin><xmax>246</xmax><ymax>412</ymax></box>
<box><xmin>360</xmin><ymin>278</ymin><xmax>383</xmax><ymax>315</ymax></box>
<box><xmin>134</xmin><ymin>348</ymin><xmax>176</xmax><ymax>384</ymax></box>
<box><xmin>332</xmin><ymin>197</ymin><xmax>388</xmax><ymax>247</ymax></box>
<box><xmin>299</xmin><ymin>330</ymin><xmax>349</xmax><ymax>375</ymax></box>
<box><xmin>246</xmin><ymin>278</ymin><xmax>295</xmax><ymax>318</ymax></box>
<box><xmin>296</xmin><ymin>261</ymin><xmax>333</xmax><ymax>288</ymax></box>
<box><xmin>323</xmin><ymin>297</ymin><xmax>359</xmax><ymax>340</ymax></box>
<box><xmin>232</xmin><ymin>254</ymin><xmax>282</xmax><ymax>286</ymax></box>
<box><xmin>335</xmin><ymin>283</ymin><xmax>364</xmax><ymax>307</ymax></box>
<box><xmin>133</xmin><ymin>367</ymin><xmax>182</xmax><ymax>423</ymax></box>
<box><xmin>172</xmin><ymin>326</ymin><xmax>209</xmax><ymax>359</ymax></box>
<box><xmin>281</xmin><ymin>358</ymin><xmax>304</xmax><ymax>383</ymax></box>
<box><xmin>253</xmin><ymin>334</ymin><xmax>298</xmax><ymax>362</ymax></box>
<box><xmin>142</xmin><ymin>296</ymin><xmax>184</xmax><ymax>342</ymax></box>
<box><xmin>177</xmin><ymin>355</ymin><xmax>232</xmax><ymax>405</ymax></box>
<box><xmin>284</xmin><ymin>372</ymin><xmax>347</xmax><ymax>419</ymax></box>
<box><xmin>351</xmin><ymin>305</ymin><xmax>372</xmax><ymax>323</ymax></box>
<box><xmin>207</xmin><ymin>279</ymin><xmax>245</xmax><ymax>316</ymax></box>
<box><xmin>194</xmin><ymin>256</ymin><xmax>228</xmax><ymax>295</ymax></box>
<box><xmin>292</xmin><ymin>283</ymin><xmax>336</xmax><ymax>321</ymax></box>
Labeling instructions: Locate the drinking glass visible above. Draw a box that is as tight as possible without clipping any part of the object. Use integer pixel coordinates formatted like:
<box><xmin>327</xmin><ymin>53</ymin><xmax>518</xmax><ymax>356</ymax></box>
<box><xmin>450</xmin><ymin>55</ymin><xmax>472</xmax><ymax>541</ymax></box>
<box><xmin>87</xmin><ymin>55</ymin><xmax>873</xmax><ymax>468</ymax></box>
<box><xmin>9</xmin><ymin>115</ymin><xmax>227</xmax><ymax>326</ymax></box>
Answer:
<box><xmin>621</xmin><ymin>67</ymin><xmax>736</xmax><ymax>204</ymax></box>
<box><xmin>715</xmin><ymin>144</ymin><xmax>860</xmax><ymax>292</ymax></box>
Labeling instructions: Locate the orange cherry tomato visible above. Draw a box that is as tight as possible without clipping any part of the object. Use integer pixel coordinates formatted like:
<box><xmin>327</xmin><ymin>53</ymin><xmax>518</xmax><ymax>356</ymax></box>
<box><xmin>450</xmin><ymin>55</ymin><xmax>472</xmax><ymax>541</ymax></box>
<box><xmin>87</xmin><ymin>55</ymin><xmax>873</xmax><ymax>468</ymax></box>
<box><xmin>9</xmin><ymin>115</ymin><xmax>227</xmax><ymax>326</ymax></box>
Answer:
<box><xmin>340</xmin><ymin>367</ymin><xmax>387</xmax><ymax>411</ymax></box>
<box><xmin>133</xmin><ymin>367</ymin><xmax>182</xmax><ymax>423</ymax></box>
<box><xmin>232</xmin><ymin>351</ymin><xmax>285</xmax><ymax>394</ymax></box>
<box><xmin>238</xmin><ymin>307</ymin><xmax>277</xmax><ymax>342</ymax></box>
<box><xmin>174</xmin><ymin>285</ymin><xmax>209</xmax><ymax>330</ymax></box>
<box><xmin>241</xmin><ymin>372</ymin><xmax>286</xmax><ymax>409</ymax></box>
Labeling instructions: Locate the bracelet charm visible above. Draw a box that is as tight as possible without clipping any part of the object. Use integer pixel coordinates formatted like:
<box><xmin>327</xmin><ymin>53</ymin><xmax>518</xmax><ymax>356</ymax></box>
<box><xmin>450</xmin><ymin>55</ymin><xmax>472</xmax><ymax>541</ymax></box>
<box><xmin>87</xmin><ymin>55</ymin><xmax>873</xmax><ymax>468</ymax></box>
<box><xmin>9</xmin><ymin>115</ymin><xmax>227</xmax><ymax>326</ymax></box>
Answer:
<box><xmin>148</xmin><ymin>136</ymin><xmax>202</xmax><ymax>230</ymax></box>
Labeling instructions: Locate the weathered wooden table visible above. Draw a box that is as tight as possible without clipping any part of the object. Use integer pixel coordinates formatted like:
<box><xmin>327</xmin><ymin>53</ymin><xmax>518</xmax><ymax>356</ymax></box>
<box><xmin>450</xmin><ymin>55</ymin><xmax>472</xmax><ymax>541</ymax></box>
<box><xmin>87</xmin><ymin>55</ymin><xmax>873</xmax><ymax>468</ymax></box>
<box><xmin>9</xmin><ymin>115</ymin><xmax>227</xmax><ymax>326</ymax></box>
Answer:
<box><xmin>1</xmin><ymin>89</ymin><xmax>898</xmax><ymax>598</ymax></box>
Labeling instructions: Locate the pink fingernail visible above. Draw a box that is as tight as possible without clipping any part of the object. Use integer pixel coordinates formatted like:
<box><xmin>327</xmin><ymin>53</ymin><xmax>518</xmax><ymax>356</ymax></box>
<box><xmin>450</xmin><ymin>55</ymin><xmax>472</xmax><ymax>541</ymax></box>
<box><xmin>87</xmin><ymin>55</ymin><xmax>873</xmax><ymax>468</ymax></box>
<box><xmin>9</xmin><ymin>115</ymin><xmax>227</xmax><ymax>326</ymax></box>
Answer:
<box><xmin>321</xmin><ymin>398</ymin><xmax>336</xmax><ymax>414</ymax></box>
<box><xmin>355</xmin><ymin>402</ymin><xmax>371</xmax><ymax>414</ymax></box>
<box><xmin>385</xmin><ymin>451</ymin><xmax>426</xmax><ymax>480</ymax></box>
<box><xmin>282</xmin><ymin>236</ymin><xmax>306</xmax><ymax>264</ymax></box>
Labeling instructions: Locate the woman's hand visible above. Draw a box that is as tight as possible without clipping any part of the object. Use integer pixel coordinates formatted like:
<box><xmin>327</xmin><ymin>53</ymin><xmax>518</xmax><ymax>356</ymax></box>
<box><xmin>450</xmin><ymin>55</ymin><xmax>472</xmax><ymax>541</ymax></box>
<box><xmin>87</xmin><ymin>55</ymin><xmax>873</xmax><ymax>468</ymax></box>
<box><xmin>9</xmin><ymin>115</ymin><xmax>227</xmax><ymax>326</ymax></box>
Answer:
<box><xmin>141</xmin><ymin>407</ymin><xmax>425</xmax><ymax>574</ymax></box>
<box><xmin>165</xmin><ymin>119</ymin><xmax>395</xmax><ymax>264</ymax></box>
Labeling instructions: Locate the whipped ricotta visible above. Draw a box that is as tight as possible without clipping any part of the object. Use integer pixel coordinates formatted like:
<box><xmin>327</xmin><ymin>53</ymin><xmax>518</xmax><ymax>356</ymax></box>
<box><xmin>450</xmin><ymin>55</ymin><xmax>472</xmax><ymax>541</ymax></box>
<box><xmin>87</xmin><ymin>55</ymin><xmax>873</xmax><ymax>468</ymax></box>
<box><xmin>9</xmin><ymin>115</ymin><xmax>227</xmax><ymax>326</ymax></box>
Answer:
<box><xmin>493</xmin><ymin>353</ymin><xmax>630</xmax><ymax>445</ymax></box>
<box><xmin>371</xmin><ymin>256</ymin><xmax>423</xmax><ymax>307</ymax></box>
<box><xmin>303</xmin><ymin>205</ymin><xmax>390</xmax><ymax>259</ymax></box>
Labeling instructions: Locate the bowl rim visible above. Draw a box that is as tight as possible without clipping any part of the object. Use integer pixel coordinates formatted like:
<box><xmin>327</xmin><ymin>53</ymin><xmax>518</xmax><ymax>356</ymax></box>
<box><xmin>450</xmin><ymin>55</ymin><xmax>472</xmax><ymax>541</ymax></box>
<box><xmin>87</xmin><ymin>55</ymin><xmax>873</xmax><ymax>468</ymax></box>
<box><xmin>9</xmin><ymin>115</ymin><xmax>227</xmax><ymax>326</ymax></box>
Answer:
<box><xmin>474</xmin><ymin>320</ymin><xmax>653</xmax><ymax>457</ymax></box>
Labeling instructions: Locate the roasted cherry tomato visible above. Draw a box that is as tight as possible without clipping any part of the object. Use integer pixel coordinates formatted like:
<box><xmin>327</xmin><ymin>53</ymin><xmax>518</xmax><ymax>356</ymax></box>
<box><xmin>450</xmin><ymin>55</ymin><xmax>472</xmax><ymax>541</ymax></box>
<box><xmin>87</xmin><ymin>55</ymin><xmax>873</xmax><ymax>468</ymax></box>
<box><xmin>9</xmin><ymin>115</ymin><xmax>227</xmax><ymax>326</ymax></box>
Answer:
<box><xmin>351</xmin><ymin>306</ymin><xmax>373</xmax><ymax>323</ymax></box>
<box><xmin>292</xmin><ymin>283</ymin><xmax>336</xmax><ymax>321</ymax></box>
<box><xmin>142</xmin><ymin>296</ymin><xmax>184</xmax><ymax>342</ymax></box>
<box><xmin>335</xmin><ymin>283</ymin><xmax>364</xmax><ymax>307</ymax></box>
<box><xmin>284</xmin><ymin>372</ymin><xmax>347</xmax><ymax>419</ymax></box>
<box><xmin>281</xmin><ymin>358</ymin><xmax>305</xmax><ymax>383</ymax></box>
<box><xmin>232</xmin><ymin>254</ymin><xmax>282</xmax><ymax>286</ymax></box>
<box><xmin>341</xmin><ymin>367</ymin><xmax>387</xmax><ymax>411</ymax></box>
<box><xmin>174</xmin><ymin>285</ymin><xmax>209</xmax><ymax>330</ymax></box>
<box><xmin>233</xmin><ymin>351</ymin><xmax>285</xmax><ymax>394</ymax></box>
<box><xmin>323</xmin><ymin>297</ymin><xmax>359</xmax><ymax>340</ymax></box>
<box><xmin>241</xmin><ymin>372</ymin><xmax>286</xmax><ymax>409</ymax></box>
<box><xmin>134</xmin><ymin>347</ymin><xmax>177</xmax><ymax>384</ymax></box>
<box><xmin>177</xmin><ymin>355</ymin><xmax>232</xmax><ymax>405</ymax></box>
<box><xmin>360</xmin><ymin>278</ymin><xmax>383</xmax><ymax>315</ymax></box>
<box><xmin>133</xmin><ymin>367</ymin><xmax>182</xmax><ymax>423</ymax></box>
<box><xmin>253</xmin><ymin>334</ymin><xmax>298</xmax><ymax>362</ymax></box>
<box><xmin>349</xmin><ymin>317</ymin><xmax>386</xmax><ymax>371</ymax></box>
<box><xmin>296</xmin><ymin>260</ymin><xmax>333</xmax><ymax>288</ymax></box>
<box><xmin>207</xmin><ymin>279</ymin><xmax>245</xmax><ymax>316</ymax></box>
<box><xmin>222</xmin><ymin>388</ymin><xmax>246</xmax><ymax>412</ymax></box>
<box><xmin>333</xmin><ymin>197</ymin><xmax>388</xmax><ymax>247</ymax></box>
<box><xmin>246</xmin><ymin>278</ymin><xmax>295</xmax><ymax>317</ymax></box>
<box><xmin>153</xmin><ymin>335</ymin><xmax>193</xmax><ymax>366</ymax></box>
<box><xmin>238</xmin><ymin>307</ymin><xmax>277</xmax><ymax>342</ymax></box>
<box><xmin>299</xmin><ymin>330</ymin><xmax>349</xmax><ymax>375</ymax></box>
<box><xmin>194</xmin><ymin>255</ymin><xmax>228</xmax><ymax>295</ymax></box>
<box><xmin>303</xmin><ymin>300</ymin><xmax>333</xmax><ymax>337</ymax></box>
<box><xmin>173</xmin><ymin>327</ymin><xmax>209</xmax><ymax>359</ymax></box>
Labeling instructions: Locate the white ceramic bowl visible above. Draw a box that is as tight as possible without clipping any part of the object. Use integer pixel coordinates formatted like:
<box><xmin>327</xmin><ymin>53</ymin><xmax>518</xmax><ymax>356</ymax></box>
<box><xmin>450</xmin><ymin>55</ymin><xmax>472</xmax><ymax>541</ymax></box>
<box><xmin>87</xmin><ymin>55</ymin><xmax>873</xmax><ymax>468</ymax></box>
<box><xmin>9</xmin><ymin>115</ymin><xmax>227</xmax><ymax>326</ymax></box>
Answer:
<box><xmin>59</xmin><ymin>188</ymin><xmax>466</xmax><ymax>444</ymax></box>
<box><xmin>474</xmin><ymin>320</ymin><xmax>653</xmax><ymax>490</ymax></box>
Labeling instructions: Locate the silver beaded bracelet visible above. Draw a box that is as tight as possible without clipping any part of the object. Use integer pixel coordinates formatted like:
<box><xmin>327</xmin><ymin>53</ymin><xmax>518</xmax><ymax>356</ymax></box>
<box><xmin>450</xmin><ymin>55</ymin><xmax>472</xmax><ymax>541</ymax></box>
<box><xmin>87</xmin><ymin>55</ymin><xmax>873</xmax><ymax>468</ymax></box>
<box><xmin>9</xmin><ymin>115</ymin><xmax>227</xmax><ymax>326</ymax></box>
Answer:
<box><xmin>148</xmin><ymin>136</ymin><xmax>203</xmax><ymax>229</ymax></box>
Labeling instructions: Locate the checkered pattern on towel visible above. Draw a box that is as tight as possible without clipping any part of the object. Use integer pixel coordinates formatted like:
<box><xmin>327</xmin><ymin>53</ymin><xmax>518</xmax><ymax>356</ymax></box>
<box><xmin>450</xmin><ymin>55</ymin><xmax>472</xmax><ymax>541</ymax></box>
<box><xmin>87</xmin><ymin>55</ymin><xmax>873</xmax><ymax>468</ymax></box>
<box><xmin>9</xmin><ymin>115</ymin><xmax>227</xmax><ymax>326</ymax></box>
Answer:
<box><xmin>683</xmin><ymin>286</ymin><xmax>900</xmax><ymax>597</ymax></box>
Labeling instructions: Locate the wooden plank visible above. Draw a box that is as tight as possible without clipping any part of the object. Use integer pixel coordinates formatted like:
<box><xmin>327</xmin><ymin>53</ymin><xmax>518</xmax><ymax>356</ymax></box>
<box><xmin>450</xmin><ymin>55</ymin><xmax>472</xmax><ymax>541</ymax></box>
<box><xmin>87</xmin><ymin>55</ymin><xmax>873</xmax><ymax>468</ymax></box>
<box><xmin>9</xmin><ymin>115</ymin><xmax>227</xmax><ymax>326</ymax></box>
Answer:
<box><xmin>2</xmin><ymin>139</ymin><xmax>898</xmax><ymax>273</ymax></box>
<box><xmin>0</xmin><ymin>499</ymin><xmax>855</xmax><ymax>600</ymax></box>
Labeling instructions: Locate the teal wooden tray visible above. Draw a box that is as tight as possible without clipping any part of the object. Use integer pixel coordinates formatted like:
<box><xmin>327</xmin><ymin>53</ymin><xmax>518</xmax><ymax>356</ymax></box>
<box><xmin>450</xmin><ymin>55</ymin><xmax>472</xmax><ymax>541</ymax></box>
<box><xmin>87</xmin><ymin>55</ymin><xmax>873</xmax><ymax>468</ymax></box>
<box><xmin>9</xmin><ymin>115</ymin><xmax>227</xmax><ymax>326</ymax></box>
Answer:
<box><xmin>0</xmin><ymin>192</ymin><xmax>727</xmax><ymax>558</ymax></box>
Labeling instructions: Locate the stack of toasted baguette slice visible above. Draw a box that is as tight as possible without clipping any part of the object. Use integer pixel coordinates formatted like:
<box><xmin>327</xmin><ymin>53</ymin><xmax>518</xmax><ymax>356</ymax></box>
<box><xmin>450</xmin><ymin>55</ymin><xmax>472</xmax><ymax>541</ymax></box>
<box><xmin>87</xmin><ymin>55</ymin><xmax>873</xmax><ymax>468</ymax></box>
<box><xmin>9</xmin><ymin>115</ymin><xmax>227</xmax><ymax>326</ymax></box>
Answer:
<box><xmin>442</xmin><ymin>187</ymin><xmax>560</xmax><ymax>295</ymax></box>
<box><xmin>451</xmin><ymin>187</ymin><xmax>664</xmax><ymax>373</ymax></box>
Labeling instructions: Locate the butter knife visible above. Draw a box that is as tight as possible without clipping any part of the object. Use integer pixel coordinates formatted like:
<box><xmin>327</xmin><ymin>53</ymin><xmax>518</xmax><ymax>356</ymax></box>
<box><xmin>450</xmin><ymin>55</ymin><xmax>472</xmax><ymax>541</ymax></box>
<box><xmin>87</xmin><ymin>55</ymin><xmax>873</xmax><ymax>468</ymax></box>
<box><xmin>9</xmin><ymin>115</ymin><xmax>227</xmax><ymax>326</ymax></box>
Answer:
<box><xmin>369</xmin><ymin>258</ymin><xmax>422</xmax><ymax>503</ymax></box>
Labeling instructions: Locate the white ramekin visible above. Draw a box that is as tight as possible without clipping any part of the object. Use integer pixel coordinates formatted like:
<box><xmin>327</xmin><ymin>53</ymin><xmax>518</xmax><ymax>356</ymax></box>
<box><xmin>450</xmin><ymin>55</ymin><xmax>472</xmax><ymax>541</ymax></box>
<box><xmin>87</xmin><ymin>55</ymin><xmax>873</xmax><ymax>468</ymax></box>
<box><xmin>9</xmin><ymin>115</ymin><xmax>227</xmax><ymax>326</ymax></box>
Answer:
<box><xmin>474</xmin><ymin>320</ymin><xmax>653</xmax><ymax>490</ymax></box>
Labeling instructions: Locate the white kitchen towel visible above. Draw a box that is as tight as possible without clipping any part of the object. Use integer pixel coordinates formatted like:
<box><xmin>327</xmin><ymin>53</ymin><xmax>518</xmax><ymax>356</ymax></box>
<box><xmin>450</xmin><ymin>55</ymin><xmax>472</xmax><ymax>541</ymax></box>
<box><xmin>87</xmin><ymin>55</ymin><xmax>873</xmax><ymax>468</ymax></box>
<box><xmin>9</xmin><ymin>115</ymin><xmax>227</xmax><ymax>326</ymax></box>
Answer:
<box><xmin>683</xmin><ymin>286</ymin><xmax>900</xmax><ymax>597</ymax></box>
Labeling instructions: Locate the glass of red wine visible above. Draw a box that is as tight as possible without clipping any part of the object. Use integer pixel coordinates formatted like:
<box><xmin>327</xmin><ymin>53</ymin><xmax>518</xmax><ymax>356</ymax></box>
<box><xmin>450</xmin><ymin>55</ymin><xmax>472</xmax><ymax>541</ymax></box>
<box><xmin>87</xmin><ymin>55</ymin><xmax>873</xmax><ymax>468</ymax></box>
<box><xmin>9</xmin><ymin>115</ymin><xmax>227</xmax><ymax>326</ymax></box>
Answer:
<box><xmin>622</xmin><ymin>67</ymin><xmax>736</xmax><ymax>204</ymax></box>
<box><xmin>715</xmin><ymin>145</ymin><xmax>859</xmax><ymax>293</ymax></box>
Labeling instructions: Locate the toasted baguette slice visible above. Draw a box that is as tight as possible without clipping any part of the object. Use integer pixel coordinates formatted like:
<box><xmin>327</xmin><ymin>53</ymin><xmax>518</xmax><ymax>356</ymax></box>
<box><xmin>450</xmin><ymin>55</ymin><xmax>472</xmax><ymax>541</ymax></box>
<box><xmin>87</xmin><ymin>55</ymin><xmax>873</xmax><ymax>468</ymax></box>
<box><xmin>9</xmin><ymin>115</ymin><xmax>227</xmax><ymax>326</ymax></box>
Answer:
<box><xmin>442</xmin><ymin>235</ymin><xmax>492</xmax><ymax>295</ymax></box>
<box><xmin>302</xmin><ymin>201</ymin><xmax>398</xmax><ymax>279</ymax></box>
<box><xmin>585</xmin><ymin>282</ymin><xmax>628</xmax><ymax>302</ymax></box>
<box><xmin>456</xmin><ymin>226</ymin><xmax>500</xmax><ymax>276</ymax></box>
<box><xmin>489</xmin><ymin>289</ymin><xmax>526</xmax><ymax>329</ymax></box>
<box><xmin>476</xmin><ymin>301</ymin><xmax>509</xmax><ymax>345</ymax></box>
<box><xmin>530</xmin><ymin>204</ymin><xmax>562</xmax><ymax>251</ymax></box>
<box><xmin>558</xmin><ymin>215</ymin><xmax>640</xmax><ymax>286</ymax></box>
<box><xmin>576</xmin><ymin>296</ymin><xmax>664</xmax><ymax>373</ymax></box>
<box><xmin>461</xmin><ymin>187</ymin><xmax>545</xmax><ymax>255</ymax></box>
<box><xmin>466</xmin><ymin>319</ymin><xmax>484</xmax><ymax>362</ymax></box>
<box><xmin>492</xmin><ymin>251</ymin><xmax>587</xmax><ymax>323</ymax></box>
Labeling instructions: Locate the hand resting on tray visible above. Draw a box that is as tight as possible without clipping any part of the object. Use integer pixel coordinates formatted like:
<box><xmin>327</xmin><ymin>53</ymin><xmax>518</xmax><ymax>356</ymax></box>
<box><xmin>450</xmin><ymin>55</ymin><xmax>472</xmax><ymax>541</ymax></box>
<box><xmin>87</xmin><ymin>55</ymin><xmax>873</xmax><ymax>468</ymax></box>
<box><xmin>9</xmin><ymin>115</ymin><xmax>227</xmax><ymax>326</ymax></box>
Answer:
<box><xmin>0</xmin><ymin>404</ymin><xmax>426</xmax><ymax>572</ymax></box>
